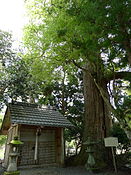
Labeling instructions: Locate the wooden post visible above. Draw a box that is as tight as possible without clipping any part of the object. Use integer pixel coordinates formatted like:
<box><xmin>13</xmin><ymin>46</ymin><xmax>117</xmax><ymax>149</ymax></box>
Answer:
<box><xmin>61</xmin><ymin>128</ymin><xmax>64</xmax><ymax>166</ymax></box>
<box><xmin>34</xmin><ymin>129</ymin><xmax>38</xmax><ymax>162</ymax></box>
<box><xmin>56</xmin><ymin>128</ymin><xmax>64</xmax><ymax>166</ymax></box>
<box><xmin>104</xmin><ymin>137</ymin><xmax>118</xmax><ymax>173</ymax></box>
<box><xmin>111</xmin><ymin>147</ymin><xmax>117</xmax><ymax>173</ymax></box>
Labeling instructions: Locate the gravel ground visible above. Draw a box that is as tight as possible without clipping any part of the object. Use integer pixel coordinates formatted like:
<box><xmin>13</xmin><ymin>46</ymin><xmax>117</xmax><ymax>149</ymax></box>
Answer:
<box><xmin>20</xmin><ymin>167</ymin><xmax>90</xmax><ymax>175</ymax></box>
<box><xmin>0</xmin><ymin>165</ymin><xmax>131</xmax><ymax>175</ymax></box>
<box><xmin>19</xmin><ymin>167</ymin><xmax>131</xmax><ymax>175</ymax></box>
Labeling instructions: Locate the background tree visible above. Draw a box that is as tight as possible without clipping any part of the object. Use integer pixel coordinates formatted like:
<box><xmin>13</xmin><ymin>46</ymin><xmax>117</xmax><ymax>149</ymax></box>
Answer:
<box><xmin>0</xmin><ymin>29</ymin><xmax>14</xmax><ymax>109</ymax></box>
<box><xmin>0</xmin><ymin>29</ymin><xmax>84</xmax><ymax>152</ymax></box>
<box><xmin>0</xmin><ymin>29</ymin><xmax>39</xmax><ymax>107</ymax></box>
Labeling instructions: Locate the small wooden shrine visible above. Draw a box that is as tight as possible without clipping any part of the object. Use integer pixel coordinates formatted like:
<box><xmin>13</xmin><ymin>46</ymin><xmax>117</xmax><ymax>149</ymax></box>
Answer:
<box><xmin>1</xmin><ymin>102</ymin><xmax>73</xmax><ymax>168</ymax></box>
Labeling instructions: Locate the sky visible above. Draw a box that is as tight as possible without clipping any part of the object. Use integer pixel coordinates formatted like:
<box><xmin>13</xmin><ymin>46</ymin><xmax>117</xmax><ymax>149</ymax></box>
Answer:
<box><xmin>0</xmin><ymin>0</ymin><xmax>28</xmax><ymax>114</ymax></box>
<box><xmin>0</xmin><ymin>0</ymin><xmax>28</xmax><ymax>42</ymax></box>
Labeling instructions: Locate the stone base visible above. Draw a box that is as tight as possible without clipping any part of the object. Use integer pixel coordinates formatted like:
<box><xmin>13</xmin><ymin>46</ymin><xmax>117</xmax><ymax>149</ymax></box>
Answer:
<box><xmin>4</xmin><ymin>171</ymin><xmax>20</xmax><ymax>175</ymax></box>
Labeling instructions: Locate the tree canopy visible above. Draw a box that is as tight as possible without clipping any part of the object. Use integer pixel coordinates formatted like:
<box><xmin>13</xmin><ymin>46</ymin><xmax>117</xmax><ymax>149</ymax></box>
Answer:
<box><xmin>23</xmin><ymin>0</ymin><xmax>131</xmax><ymax>126</ymax></box>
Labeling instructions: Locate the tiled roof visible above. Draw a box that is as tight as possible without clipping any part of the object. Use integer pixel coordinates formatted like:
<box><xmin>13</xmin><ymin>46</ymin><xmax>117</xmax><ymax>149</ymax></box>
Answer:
<box><xmin>8</xmin><ymin>102</ymin><xmax>73</xmax><ymax>128</ymax></box>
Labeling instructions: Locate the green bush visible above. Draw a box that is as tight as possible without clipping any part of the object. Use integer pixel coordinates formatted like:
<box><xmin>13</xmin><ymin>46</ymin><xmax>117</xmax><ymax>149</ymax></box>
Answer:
<box><xmin>0</xmin><ymin>114</ymin><xmax>7</xmax><ymax>146</ymax></box>
<box><xmin>0</xmin><ymin>135</ymin><xmax>7</xmax><ymax>146</ymax></box>
<box><xmin>110</xmin><ymin>123</ymin><xmax>130</xmax><ymax>167</ymax></box>
<box><xmin>110</xmin><ymin>123</ymin><xmax>129</xmax><ymax>146</ymax></box>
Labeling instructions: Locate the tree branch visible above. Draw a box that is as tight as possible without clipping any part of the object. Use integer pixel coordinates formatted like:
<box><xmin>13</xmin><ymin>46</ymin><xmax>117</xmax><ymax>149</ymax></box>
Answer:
<box><xmin>72</xmin><ymin>59</ymin><xmax>87</xmax><ymax>71</ymax></box>
<box><xmin>107</xmin><ymin>71</ymin><xmax>131</xmax><ymax>82</ymax></box>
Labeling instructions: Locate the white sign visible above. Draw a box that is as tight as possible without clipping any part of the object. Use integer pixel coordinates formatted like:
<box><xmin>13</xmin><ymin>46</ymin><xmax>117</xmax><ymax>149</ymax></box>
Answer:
<box><xmin>104</xmin><ymin>137</ymin><xmax>118</xmax><ymax>147</ymax></box>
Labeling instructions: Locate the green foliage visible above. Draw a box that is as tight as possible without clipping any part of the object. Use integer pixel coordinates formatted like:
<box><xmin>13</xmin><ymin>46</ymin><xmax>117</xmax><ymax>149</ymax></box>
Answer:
<box><xmin>0</xmin><ymin>114</ymin><xmax>3</xmax><ymax>126</ymax></box>
<box><xmin>0</xmin><ymin>30</ymin><xmax>14</xmax><ymax>109</ymax></box>
<box><xmin>23</xmin><ymin>0</ymin><xmax>131</xmax><ymax>80</ymax></box>
<box><xmin>110</xmin><ymin>123</ymin><xmax>129</xmax><ymax>145</ymax></box>
<box><xmin>0</xmin><ymin>29</ymin><xmax>14</xmax><ymax>66</ymax></box>
<box><xmin>5</xmin><ymin>57</ymin><xmax>40</xmax><ymax>102</ymax></box>
<box><xmin>0</xmin><ymin>114</ymin><xmax>6</xmax><ymax>146</ymax></box>
<box><xmin>110</xmin><ymin>124</ymin><xmax>131</xmax><ymax>167</ymax></box>
<box><xmin>115</xmin><ymin>95</ymin><xmax>131</xmax><ymax>129</ymax></box>
<box><xmin>0</xmin><ymin>135</ymin><xmax>6</xmax><ymax>146</ymax></box>
<box><xmin>0</xmin><ymin>29</ymin><xmax>44</xmax><ymax>106</ymax></box>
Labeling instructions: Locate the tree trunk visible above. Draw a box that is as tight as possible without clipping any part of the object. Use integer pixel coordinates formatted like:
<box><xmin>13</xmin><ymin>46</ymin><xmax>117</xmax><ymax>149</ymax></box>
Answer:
<box><xmin>83</xmin><ymin>68</ymin><xmax>111</xmax><ymax>142</ymax></box>
<box><xmin>73</xmin><ymin>63</ymin><xmax>112</xmax><ymax>168</ymax></box>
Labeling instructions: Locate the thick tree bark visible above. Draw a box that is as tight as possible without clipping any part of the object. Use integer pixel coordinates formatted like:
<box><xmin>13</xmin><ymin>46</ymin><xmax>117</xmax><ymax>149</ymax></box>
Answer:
<box><xmin>83</xmin><ymin>70</ymin><xmax>111</xmax><ymax>141</ymax></box>
<box><xmin>73</xmin><ymin>63</ymin><xmax>112</xmax><ymax>168</ymax></box>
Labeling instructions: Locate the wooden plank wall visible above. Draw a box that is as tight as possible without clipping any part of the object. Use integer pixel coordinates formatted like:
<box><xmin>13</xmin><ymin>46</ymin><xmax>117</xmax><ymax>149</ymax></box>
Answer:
<box><xmin>19</xmin><ymin>126</ymin><xmax>57</xmax><ymax>166</ymax></box>
<box><xmin>38</xmin><ymin>129</ymin><xmax>56</xmax><ymax>164</ymax></box>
